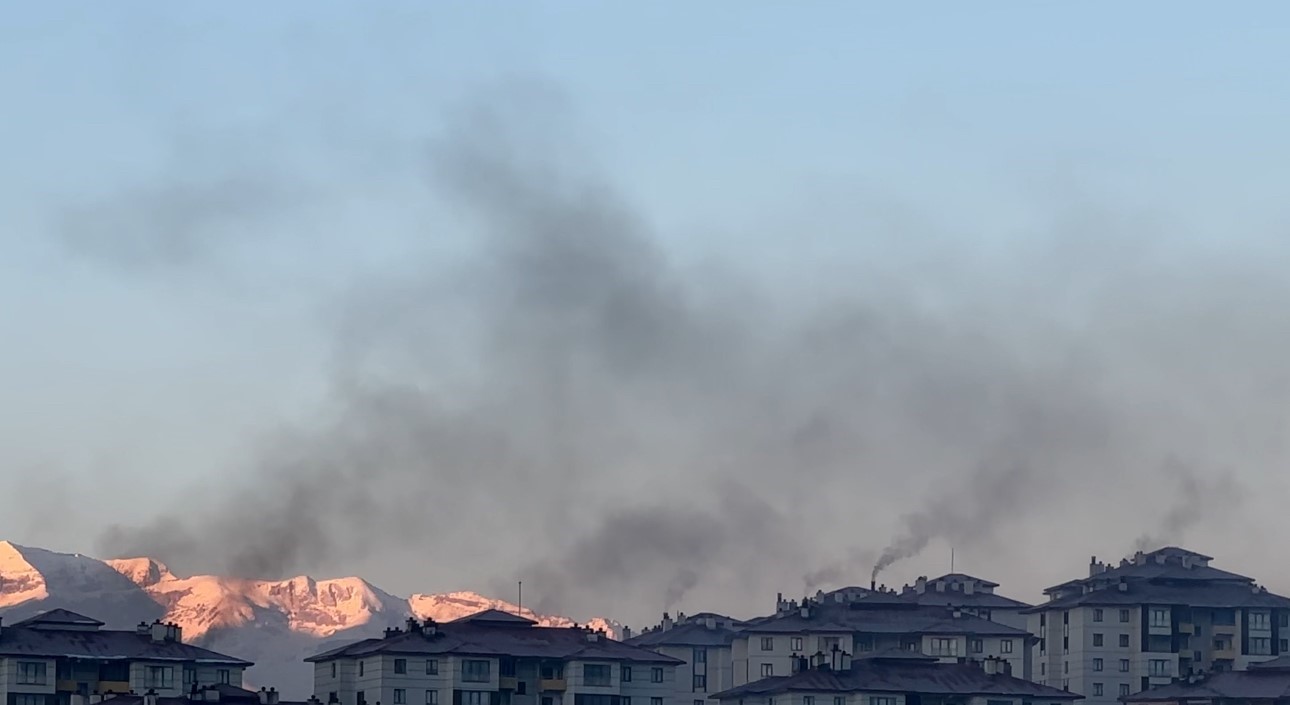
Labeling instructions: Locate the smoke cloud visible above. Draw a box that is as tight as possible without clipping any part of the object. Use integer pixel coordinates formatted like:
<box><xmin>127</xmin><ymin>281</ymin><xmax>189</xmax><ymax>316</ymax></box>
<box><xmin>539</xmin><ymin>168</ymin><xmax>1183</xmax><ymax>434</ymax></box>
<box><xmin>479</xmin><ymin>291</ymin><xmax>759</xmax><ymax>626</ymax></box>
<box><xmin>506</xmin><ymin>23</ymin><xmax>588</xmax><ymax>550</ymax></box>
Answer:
<box><xmin>1133</xmin><ymin>460</ymin><xmax>1245</xmax><ymax>553</ymax></box>
<box><xmin>76</xmin><ymin>84</ymin><xmax>1290</xmax><ymax>622</ymax></box>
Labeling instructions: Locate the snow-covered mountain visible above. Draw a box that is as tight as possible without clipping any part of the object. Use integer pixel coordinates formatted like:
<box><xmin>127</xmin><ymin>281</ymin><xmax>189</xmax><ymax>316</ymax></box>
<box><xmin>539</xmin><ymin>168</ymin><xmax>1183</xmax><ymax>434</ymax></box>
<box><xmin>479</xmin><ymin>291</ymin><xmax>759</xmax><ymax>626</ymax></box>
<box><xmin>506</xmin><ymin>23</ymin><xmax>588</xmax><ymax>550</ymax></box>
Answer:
<box><xmin>0</xmin><ymin>542</ymin><xmax>620</xmax><ymax>699</ymax></box>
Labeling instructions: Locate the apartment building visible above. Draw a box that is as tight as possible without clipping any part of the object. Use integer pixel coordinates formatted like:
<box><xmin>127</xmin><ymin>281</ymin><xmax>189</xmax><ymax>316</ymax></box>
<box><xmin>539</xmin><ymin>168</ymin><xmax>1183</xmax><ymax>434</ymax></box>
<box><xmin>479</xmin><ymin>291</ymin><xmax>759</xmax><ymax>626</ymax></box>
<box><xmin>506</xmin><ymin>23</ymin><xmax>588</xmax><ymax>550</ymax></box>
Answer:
<box><xmin>306</xmin><ymin>610</ymin><xmax>683</xmax><ymax>705</ymax></box>
<box><xmin>1027</xmin><ymin>547</ymin><xmax>1290</xmax><ymax>705</ymax></box>
<box><xmin>713</xmin><ymin>650</ymin><xmax>1078</xmax><ymax>705</ymax></box>
<box><xmin>625</xmin><ymin>614</ymin><xmax>744</xmax><ymax>705</ymax></box>
<box><xmin>731</xmin><ymin>592</ymin><xmax>1034</xmax><ymax>685</ymax></box>
<box><xmin>897</xmin><ymin>575</ymin><xmax>1032</xmax><ymax>632</ymax></box>
<box><xmin>1123</xmin><ymin>654</ymin><xmax>1290</xmax><ymax>705</ymax></box>
<box><xmin>0</xmin><ymin>609</ymin><xmax>251</xmax><ymax>705</ymax></box>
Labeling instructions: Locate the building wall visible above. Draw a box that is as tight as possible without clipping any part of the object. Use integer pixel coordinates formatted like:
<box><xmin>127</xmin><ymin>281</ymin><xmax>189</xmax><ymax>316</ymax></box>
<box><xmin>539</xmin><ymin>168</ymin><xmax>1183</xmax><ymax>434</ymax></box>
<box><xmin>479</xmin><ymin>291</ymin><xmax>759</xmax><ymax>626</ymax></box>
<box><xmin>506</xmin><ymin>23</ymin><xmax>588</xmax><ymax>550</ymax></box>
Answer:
<box><xmin>647</xmin><ymin>646</ymin><xmax>732</xmax><ymax>705</ymax></box>
<box><xmin>1</xmin><ymin>657</ymin><xmax>56</xmax><ymax>696</ymax></box>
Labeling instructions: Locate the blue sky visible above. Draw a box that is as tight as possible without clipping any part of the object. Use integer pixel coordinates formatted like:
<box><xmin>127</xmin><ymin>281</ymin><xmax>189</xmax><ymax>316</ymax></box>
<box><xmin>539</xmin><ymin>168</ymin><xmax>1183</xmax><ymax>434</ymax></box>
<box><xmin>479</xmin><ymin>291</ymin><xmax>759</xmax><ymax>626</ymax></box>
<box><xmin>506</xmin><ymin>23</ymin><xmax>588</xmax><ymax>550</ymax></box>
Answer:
<box><xmin>3</xmin><ymin>2</ymin><xmax>1290</xmax><ymax>616</ymax></box>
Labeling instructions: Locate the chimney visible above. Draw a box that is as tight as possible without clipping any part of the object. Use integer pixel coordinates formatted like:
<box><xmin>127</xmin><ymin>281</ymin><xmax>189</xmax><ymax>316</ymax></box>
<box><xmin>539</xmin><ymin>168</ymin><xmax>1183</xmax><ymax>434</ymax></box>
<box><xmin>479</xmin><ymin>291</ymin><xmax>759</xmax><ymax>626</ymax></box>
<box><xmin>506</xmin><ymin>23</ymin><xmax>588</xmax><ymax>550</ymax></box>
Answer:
<box><xmin>1089</xmin><ymin>556</ymin><xmax>1098</xmax><ymax>577</ymax></box>
<box><xmin>1118</xmin><ymin>581</ymin><xmax>1129</xmax><ymax>592</ymax></box>
<box><xmin>383</xmin><ymin>626</ymin><xmax>403</xmax><ymax>639</ymax></box>
<box><xmin>406</xmin><ymin>617</ymin><xmax>421</xmax><ymax>634</ymax></box>
<box><xmin>870</xmin><ymin>579</ymin><xmax>876</xmax><ymax>591</ymax></box>
<box><xmin>150</xmin><ymin>622</ymin><xmax>169</xmax><ymax>643</ymax></box>
<box><xmin>705</xmin><ymin>617</ymin><xmax>716</xmax><ymax>630</ymax></box>
<box><xmin>622</xmin><ymin>626</ymin><xmax>633</xmax><ymax>640</ymax></box>
<box><xmin>800</xmin><ymin>604</ymin><xmax>811</xmax><ymax>619</ymax></box>
<box><xmin>915</xmin><ymin>577</ymin><xmax>928</xmax><ymax>595</ymax></box>
<box><xmin>586</xmin><ymin>631</ymin><xmax>600</xmax><ymax>642</ymax></box>
<box><xmin>144</xmin><ymin>691</ymin><xmax>159</xmax><ymax>705</ymax></box>
<box><xmin>936</xmin><ymin>581</ymin><xmax>945</xmax><ymax>593</ymax></box>
<box><xmin>137</xmin><ymin>622</ymin><xmax>151</xmax><ymax>636</ymax></box>
<box><xmin>662</xmin><ymin>613</ymin><xmax>674</xmax><ymax>631</ymax></box>
<box><xmin>205</xmin><ymin>688</ymin><xmax>220</xmax><ymax>701</ymax></box>
<box><xmin>1134</xmin><ymin>551</ymin><xmax>1146</xmax><ymax>566</ymax></box>
<box><xmin>167</xmin><ymin>623</ymin><xmax>182</xmax><ymax>642</ymax></box>
<box><xmin>269</xmin><ymin>689</ymin><xmax>280</xmax><ymax>705</ymax></box>
<box><xmin>72</xmin><ymin>695</ymin><xmax>88</xmax><ymax>705</ymax></box>
<box><xmin>423</xmin><ymin>618</ymin><xmax>438</xmax><ymax>636</ymax></box>
<box><xmin>964</xmin><ymin>581</ymin><xmax>975</xmax><ymax>596</ymax></box>
<box><xmin>90</xmin><ymin>695</ymin><xmax>103</xmax><ymax>705</ymax></box>
<box><xmin>983</xmin><ymin>658</ymin><xmax>997</xmax><ymax>675</ymax></box>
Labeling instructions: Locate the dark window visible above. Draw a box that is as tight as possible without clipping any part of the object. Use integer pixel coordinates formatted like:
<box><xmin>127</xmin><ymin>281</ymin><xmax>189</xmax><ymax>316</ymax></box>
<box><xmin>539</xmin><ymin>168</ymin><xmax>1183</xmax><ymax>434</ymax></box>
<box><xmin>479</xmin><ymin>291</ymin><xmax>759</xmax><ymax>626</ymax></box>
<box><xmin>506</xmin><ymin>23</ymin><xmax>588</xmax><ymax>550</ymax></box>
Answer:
<box><xmin>330</xmin><ymin>693</ymin><xmax>339</xmax><ymax>704</ymax></box>
<box><xmin>395</xmin><ymin>660</ymin><xmax>408</xmax><ymax>675</ymax></box>
<box><xmin>17</xmin><ymin>663</ymin><xmax>47</xmax><ymax>685</ymax></box>
<box><xmin>463</xmin><ymin>660</ymin><xmax>491</xmax><ymax>683</ymax></box>
<box><xmin>971</xmin><ymin>639</ymin><xmax>984</xmax><ymax>654</ymax></box>
<box><xmin>218</xmin><ymin>670</ymin><xmax>231</xmax><ymax>685</ymax></box>
<box><xmin>426</xmin><ymin>692</ymin><xmax>438</xmax><ymax>705</ymax></box>
<box><xmin>427</xmin><ymin>660</ymin><xmax>439</xmax><ymax>675</ymax></box>
<box><xmin>790</xmin><ymin>637</ymin><xmax>802</xmax><ymax>652</ymax></box>
<box><xmin>145</xmin><ymin>666</ymin><xmax>174</xmax><ymax>689</ymax></box>
<box><xmin>1120</xmin><ymin>685</ymin><xmax>1130</xmax><ymax>697</ymax></box>
<box><xmin>1093</xmin><ymin>684</ymin><xmax>1104</xmax><ymax>697</ymax></box>
<box><xmin>1093</xmin><ymin>658</ymin><xmax>1103</xmax><ymax>672</ymax></box>
<box><xmin>652</xmin><ymin>667</ymin><xmax>664</xmax><ymax>683</ymax></box>
<box><xmin>1120</xmin><ymin>659</ymin><xmax>1130</xmax><ymax>672</ymax></box>
<box><xmin>500</xmin><ymin>659</ymin><xmax>516</xmax><ymax>678</ymax></box>
<box><xmin>622</xmin><ymin>667</ymin><xmax>632</xmax><ymax>683</ymax></box>
<box><xmin>1094</xmin><ymin>634</ymin><xmax>1103</xmax><ymax>647</ymax></box>
<box><xmin>1120</xmin><ymin>609</ymin><xmax>1131</xmax><ymax>623</ymax></box>
<box><xmin>693</xmin><ymin>675</ymin><xmax>707</xmax><ymax>690</ymax></box>
<box><xmin>359</xmin><ymin>662</ymin><xmax>365</xmax><ymax>677</ymax></box>
<box><xmin>760</xmin><ymin>637</ymin><xmax>774</xmax><ymax>651</ymax></box>
<box><xmin>1094</xmin><ymin>609</ymin><xmax>1104</xmax><ymax>622</ymax></box>
<box><xmin>1120</xmin><ymin>634</ymin><xmax>1130</xmax><ymax>648</ymax></box>
<box><xmin>584</xmin><ymin>664</ymin><xmax>611</xmax><ymax>687</ymax></box>
<box><xmin>331</xmin><ymin>663</ymin><xmax>338</xmax><ymax>679</ymax></box>
<box><xmin>693</xmin><ymin>648</ymin><xmax>707</xmax><ymax>664</ymax></box>
<box><xmin>394</xmin><ymin>690</ymin><xmax>407</xmax><ymax>705</ymax></box>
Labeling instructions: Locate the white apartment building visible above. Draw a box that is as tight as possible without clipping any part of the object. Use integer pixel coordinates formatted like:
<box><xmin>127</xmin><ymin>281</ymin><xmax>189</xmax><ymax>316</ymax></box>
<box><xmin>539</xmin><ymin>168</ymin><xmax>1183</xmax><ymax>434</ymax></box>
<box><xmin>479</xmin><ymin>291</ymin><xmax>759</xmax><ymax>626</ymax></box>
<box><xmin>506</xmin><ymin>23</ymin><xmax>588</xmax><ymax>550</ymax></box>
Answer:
<box><xmin>713</xmin><ymin>650</ymin><xmax>1078</xmax><ymax>705</ymax></box>
<box><xmin>0</xmin><ymin>609</ymin><xmax>251</xmax><ymax>705</ymax></box>
<box><xmin>1027</xmin><ymin>547</ymin><xmax>1290</xmax><ymax>705</ymax></box>
<box><xmin>625</xmin><ymin>613</ymin><xmax>743</xmax><ymax>705</ymax></box>
<box><xmin>730</xmin><ymin>592</ymin><xmax>1034</xmax><ymax>685</ymax></box>
<box><xmin>307</xmin><ymin>611</ymin><xmax>683</xmax><ymax>705</ymax></box>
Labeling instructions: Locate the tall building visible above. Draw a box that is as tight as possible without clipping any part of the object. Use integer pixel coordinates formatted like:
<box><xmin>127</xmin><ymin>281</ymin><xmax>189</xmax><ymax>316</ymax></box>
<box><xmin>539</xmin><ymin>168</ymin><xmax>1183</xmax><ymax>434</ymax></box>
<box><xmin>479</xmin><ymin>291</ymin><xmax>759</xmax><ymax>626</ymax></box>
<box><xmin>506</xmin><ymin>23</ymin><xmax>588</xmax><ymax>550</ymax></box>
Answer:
<box><xmin>306</xmin><ymin>610</ymin><xmax>683</xmax><ymax>705</ymax></box>
<box><xmin>1026</xmin><ymin>547</ymin><xmax>1290</xmax><ymax>705</ymax></box>
<box><xmin>730</xmin><ymin>591</ymin><xmax>1034</xmax><ymax>685</ymax></box>
<box><xmin>897</xmin><ymin>575</ymin><xmax>1032</xmax><ymax>632</ymax></box>
<box><xmin>625</xmin><ymin>614</ymin><xmax>744</xmax><ymax>705</ymax></box>
<box><xmin>712</xmin><ymin>650</ymin><xmax>1079</xmax><ymax>705</ymax></box>
<box><xmin>0</xmin><ymin>609</ymin><xmax>252</xmax><ymax>705</ymax></box>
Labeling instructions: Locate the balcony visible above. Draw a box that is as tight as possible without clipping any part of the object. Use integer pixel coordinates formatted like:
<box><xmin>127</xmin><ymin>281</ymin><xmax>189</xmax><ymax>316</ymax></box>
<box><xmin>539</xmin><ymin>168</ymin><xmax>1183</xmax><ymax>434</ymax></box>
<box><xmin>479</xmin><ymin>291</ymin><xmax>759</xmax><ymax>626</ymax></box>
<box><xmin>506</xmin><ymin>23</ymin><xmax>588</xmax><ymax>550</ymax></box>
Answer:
<box><xmin>1176</xmin><ymin>623</ymin><xmax>1194</xmax><ymax>635</ymax></box>
<box><xmin>99</xmin><ymin>681</ymin><xmax>131</xmax><ymax>695</ymax></box>
<box><xmin>500</xmin><ymin>678</ymin><xmax>518</xmax><ymax>691</ymax></box>
<box><xmin>540</xmin><ymin>679</ymin><xmax>567</xmax><ymax>692</ymax></box>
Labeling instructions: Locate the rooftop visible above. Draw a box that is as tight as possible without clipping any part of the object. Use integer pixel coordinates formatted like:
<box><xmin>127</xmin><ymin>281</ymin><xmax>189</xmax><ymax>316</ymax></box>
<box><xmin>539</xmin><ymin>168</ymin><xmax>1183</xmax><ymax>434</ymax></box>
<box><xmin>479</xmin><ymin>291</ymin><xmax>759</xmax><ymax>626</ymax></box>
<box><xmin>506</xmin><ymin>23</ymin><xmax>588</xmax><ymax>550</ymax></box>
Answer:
<box><xmin>714</xmin><ymin>655</ymin><xmax>1079</xmax><ymax>701</ymax></box>
<box><xmin>1124</xmin><ymin>659</ymin><xmax>1290</xmax><ymax>702</ymax></box>
<box><xmin>306</xmin><ymin>611</ymin><xmax>682</xmax><ymax>664</ymax></box>
<box><xmin>0</xmin><ymin>610</ymin><xmax>251</xmax><ymax>666</ymax></box>
<box><xmin>742</xmin><ymin>601</ymin><xmax>1032</xmax><ymax>638</ymax></box>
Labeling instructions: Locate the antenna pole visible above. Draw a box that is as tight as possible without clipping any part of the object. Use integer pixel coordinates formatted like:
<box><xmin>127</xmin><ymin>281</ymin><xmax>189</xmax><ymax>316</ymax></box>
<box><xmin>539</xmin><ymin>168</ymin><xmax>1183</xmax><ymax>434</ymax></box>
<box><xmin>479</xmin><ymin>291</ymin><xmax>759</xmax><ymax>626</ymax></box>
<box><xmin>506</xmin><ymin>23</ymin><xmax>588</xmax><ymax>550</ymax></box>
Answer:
<box><xmin>951</xmin><ymin>547</ymin><xmax>955</xmax><ymax>573</ymax></box>
<box><xmin>518</xmin><ymin>581</ymin><xmax>523</xmax><ymax>615</ymax></box>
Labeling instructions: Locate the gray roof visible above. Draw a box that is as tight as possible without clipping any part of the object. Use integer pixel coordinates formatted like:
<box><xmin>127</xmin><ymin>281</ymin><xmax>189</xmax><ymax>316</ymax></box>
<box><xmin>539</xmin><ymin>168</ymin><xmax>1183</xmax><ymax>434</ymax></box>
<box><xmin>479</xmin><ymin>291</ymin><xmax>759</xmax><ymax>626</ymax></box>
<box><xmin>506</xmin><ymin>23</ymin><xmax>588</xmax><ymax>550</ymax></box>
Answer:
<box><xmin>740</xmin><ymin>602</ymin><xmax>1031</xmax><ymax>638</ymax></box>
<box><xmin>1027</xmin><ymin>580</ymin><xmax>1290</xmax><ymax>613</ymax></box>
<box><xmin>1123</xmin><ymin>663</ymin><xmax>1290</xmax><ymax>702</ymax></box>
<box><xmin>627</xmin><ymin>622</ymin><xmax>742</xmax><ymax>648</ymax></box>
<box><xmin>713</xmin><ymin>657</ymin><xmax>1079</xmax><ymax>700</ymax></box>
<box><xmin>0</xmin><ymin>612</ymin><xmax>251</xmax><ymax>666</ymax></box>
<box><xmin>307</xmin><ymin>611</ymin><xmax>682</xmax><ymax>665</ymax></box>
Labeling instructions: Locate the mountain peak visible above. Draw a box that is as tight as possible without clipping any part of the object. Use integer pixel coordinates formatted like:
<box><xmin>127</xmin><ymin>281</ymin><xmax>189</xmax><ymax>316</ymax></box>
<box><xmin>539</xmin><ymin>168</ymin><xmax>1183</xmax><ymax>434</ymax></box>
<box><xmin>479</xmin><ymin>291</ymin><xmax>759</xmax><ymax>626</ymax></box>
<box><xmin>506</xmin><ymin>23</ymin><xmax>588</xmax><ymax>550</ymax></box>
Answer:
<box><xmin>106</xmin><ymin>557</ymin><xmax>175</xmax><ymax>587</ymax></box>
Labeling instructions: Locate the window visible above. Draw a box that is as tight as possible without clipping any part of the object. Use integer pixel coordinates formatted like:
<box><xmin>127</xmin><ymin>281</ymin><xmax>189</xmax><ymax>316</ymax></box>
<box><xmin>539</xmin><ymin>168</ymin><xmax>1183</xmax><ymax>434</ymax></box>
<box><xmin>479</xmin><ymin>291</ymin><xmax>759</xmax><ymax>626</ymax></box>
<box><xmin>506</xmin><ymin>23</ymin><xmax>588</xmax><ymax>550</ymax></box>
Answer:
<box><xmin>1062</xmin><ymin>636</ymin><xmax>1069</xmax><ymax>653</ymax></box>
<box><xmin>359</xmin><ymin>661</ymin><xmax>365</xmax><ymax>677</ymax></box>
<box><xmin>869</xmin><ymin>698</ymin><xmax>897</xmax><ymax>705</ymax></box>
<box><xmin>14</xmin><ymin>697</ymin><xmax>44</xmax><ymax>705</ymax></box>
<box><xmin>1119</xmin><ymin>659</ymin><xmax>1130</xmax><ymax>673</ymax></box>
<box><xmin>395</xmin><ymin>659</ymin><xmax>408</xmax><ymax>675</ymax></box>
<box><xmin>1120</xmin><ymin>609</ymin><xmax>1131</xmax><ymax>623</ymax></box>
<box><xmin>623</xmin><ymin>699</ymin><xmax>631</xmax><ymax>705</ymax></box>
<box><xmin>820</xmin><ymin>637</ymin><xmax>841</xmax><ymax>652</ymax></box>
<box><xmin>652</xmin><ymin>667</ymin><xmax>664</xmax><ymax>683</ymax></box>
<box><xmin>584</xmin><ymin>664</ymin><xmax>611</xmax><ymax>687</ymax></box>
<box><xmin>1120</xmin><ymin>685</ymin><xmax>1130</xmax><ymax>697</ymax></box>
<box><xmin>1062</xmin><ymin>679</ymin><xmax>1069</xmax><ymax>691</ymax></box>
<box><xmin>761</xmin><ymin>663</ymin><xmax>774</xmax><ymax>677</ymax></box>
<box><xmin>1040</xmin><ymin>664</ymin><xmax>1045</xmax><ymax>676</ymax></box>
<box><xmin>1119</xmin><ymin>634</ymin><xmax>1130</xmax><ymax>648</ymax></box>
<box><xmin>394</xmin><ymin>690</ymin><xmax>406</xmax><ymax>705</ymax></box>
<box><xmin>145</xmin><ymin>666</ymin><xmax>175</xmax><ymax>689</ymax></box>
<box><xmin>1149</xmin><ymin>608</ymin><xmax>1170</xmax><ymax>628</ymax></box>
<box><xmin>1093</xmin><ymin>634</ymin><xmax>1103</xmax><ymax>647</ymax></box>
<box><xmin>427</xmin><ymin>660</ymin><xmax>439</xmax><ymax>675</ymax></box>
<box><xmin>1195</xmin><ymin>625</ymin><xmax>1203</xmax><ymax>636</ymax></box>
<box><xmin>694</xmin><ymin>648</ymin><xmax>707</xmax><ymax>664</ymax></box>
<box><xmin>971</xmin><ymin>639</ymin><xmax>984</xmax><ymax>654</ymax></box>
<box><xmin>185</xmin><ymin>668</ymin><xmax>197</xmax><ymax>685</ymax></box>
<box><xmin>1093</xmin><ymin>684</ymin><xmax>1103</xmax><ymax>697</ymax></box>
<box><xmin>1251</xmin><ymin>612</ymin><xmax>1271</xmax><ymax>630</ymax></box>
<box><xmin>1149</xmin><ymin>660</ymin><xmax>1170</xmax><ymax>677</ymax></box>
<box><xmin>693</xmin><ymin>675</ymin><xmax>707</xmax><ymax>690</ymax></box>
<box><xmin>358</xmin><ymin>693</ymin><xmax>367</xmax><ymax>705</ymax></box>
<box><xmin>695</xmin><ymin>701</ymin><xmax>704</xmax><ymax>705</ymax></box>
<box><xmin>1063</xmin><ymin>662</ymin><xmax>1069</xmax><ymax>674</ymax></box>
<box><xmin>790</xmin><ymin>637</ymin><xmax>803</xmax><ymax>652</ymax></box>
<box><xmin>1039</xmin><ymin>638</ymin><xmax>1046</xmax><ymax>654</ymax></box>
<box><xmin>622</xmin><ymin>666</ymin><xmax>632</xmax><ymax>682</ymax></box>
<box><xmin>1214</xmin><ymin>609</ymin><xmax>1236</xmax><ymax>626</ymax></box>
<box><xmin>1094</xmin><ymin>609</ymin><xmax>1104</xmax><ymax>622</ymax></box>
<box><xmin>330</xmin><ymin>693</ymin><xmax>339</xmax><ymax>704</ymax></box>
<box><xmin>218</xmin><ymin>670</ymin><xmax>231</xmax><ymax>685</ymax></box>
<box><xmin>1251</xmin><ymin>638</ymin><xmax>1272</xmax><ymax>655</ymax></box>
<box><xmin>426</xmin><ymin>692</ymin><xmax>438</xmax><ymax>705</ymax></box>
<box><xmin>1063</xmin><ymin>611</ymin><xmax>1069</xmax><ymax>625</ymax></box>
<box><xmin>463</xmin><ymin>693</ymin><xmax>488</xmax><ymax>705</ymax></box>
<box><xmin>1094</xmin><ymin>658</ymin><xmax>1104</xmax><ymax>672</ymax></box>
<box><xmin>1281</xmin><ymin>640</ymin><xmax>1289</xmax><ymax>652</ymax></box>
<box><xmin>17</xmin><ymin>662</ymin><xmax>47</xmax><ymax>685</ymax></box>
<box><xmin>834</xmin><ymin>698</ymin><xmax>845</xmax><ymax>705</ymax></box>
<box><xmin>761</xmin><ymin>637</ymin><xmax>775</xmax><ymax>651</ymax></box>
<box><xmin>804</xmin><ymin>698</ymin><xmax>814</xmax><ymax>705</ymax></box>
<box><xmin>930</xmin><ymin>638</ymin><xmax>958</xmax><ymax>657</ymax></box>
<box><xmin>1000</xmin><ymin>639</ymin><xmax>1013</xmax><ymax>654</ymax></box>
<box><xmin>331</xmin><ymin>663</ymin><xmax>338</xmax><ymax>678</ymax></box>
<box><xmin>463</xmin><ymin>660</ymin><xmax>491</xmax><ymax>683</ymax></box>
<box><xmin>651</xmin><ymin>699</ymin><xmax>663</xmax><ymax>705</ymax></box>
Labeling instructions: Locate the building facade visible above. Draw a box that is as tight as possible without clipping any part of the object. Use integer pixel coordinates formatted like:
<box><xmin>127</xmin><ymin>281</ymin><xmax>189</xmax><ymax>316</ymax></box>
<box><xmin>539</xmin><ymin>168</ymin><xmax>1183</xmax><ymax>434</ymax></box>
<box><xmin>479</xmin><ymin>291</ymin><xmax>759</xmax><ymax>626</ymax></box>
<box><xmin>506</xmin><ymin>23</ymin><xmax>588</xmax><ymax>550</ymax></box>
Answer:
<box><xmin>626</xmin><ymin>614</ymin><xmax>743</xmax><ymax>705</ymax></box>
<box><xmin>0</xmin><ymin>609</ymin><xmax>251</xmax><ymax>705</ymax></box>
<box><xmin>306</xmin><ymin>611</ymin><xmax>683</xmax><ymax>705</ymax></box>
<box><xmin>1027</xmin><ymin>547</ymin><xmax>1290</xmax><ymax>705</ymax></box>
<box><xmin>729</xmin><ymin>593</ymin><xmax>1034</xmax><ymax>685</ymax></box>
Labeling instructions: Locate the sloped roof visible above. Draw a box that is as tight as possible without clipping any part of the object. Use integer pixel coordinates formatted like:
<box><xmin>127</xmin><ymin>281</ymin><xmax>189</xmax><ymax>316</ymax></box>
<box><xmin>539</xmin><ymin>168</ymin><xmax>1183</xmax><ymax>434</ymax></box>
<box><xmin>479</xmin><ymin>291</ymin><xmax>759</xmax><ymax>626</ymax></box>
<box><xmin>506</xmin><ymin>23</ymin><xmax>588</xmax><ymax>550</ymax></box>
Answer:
<box><xmin>451</xmin><ymin>609</ymin><xmax>537</xmax><ymax>625</ymax></box>
<box><xmin>307</xmin><ymin>617</ymin><xmax>680</xmax><ymax>665</ymax></box>
<box><xmin>627</xmin><ymin>621</ymin><xmax>742</xmax><ymax>648</ymax></box>
<box><xmin>1123</xmin><ymin>669</ymin><xmax>1290</xmax><ymax>702</ymax></box>
<box><xmin>0</xmin><ymin>615</ymin><xmax>250</xmax><ymax>665</ymax></box>
<box><xmin>1028</xmin><ymin>580</ymin><xmax>1290</xmax><ymax>613</ymax></box>
<box><xmin>931</xmin><ymin>574</ymin><xmax>1001</xmax><ymax>589</ymax></box>
<box><xmin>12</xmin><ymin>609</ymin><xmax>105</xmax><ymax>628</ymax></box>
<box><xmin>742</xmin><ymin>603</ymin><xmax>1031</xmax><ymax>637</ymax></box>
<box><xmin>714</xmin><ymin>660</ymin><xmax>1079</xmax><ymax>700</ymax></box>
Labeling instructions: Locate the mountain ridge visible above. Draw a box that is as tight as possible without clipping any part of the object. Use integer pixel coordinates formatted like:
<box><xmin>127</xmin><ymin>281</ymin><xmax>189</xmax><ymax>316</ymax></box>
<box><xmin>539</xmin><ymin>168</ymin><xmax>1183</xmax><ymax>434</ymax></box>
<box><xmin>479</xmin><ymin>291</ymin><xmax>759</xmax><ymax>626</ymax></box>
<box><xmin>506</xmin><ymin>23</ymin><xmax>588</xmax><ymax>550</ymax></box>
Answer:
<box><xmin>0</xmin><ymin>541</ymin><xmax>619</xmax><ymax>699</ymax></box>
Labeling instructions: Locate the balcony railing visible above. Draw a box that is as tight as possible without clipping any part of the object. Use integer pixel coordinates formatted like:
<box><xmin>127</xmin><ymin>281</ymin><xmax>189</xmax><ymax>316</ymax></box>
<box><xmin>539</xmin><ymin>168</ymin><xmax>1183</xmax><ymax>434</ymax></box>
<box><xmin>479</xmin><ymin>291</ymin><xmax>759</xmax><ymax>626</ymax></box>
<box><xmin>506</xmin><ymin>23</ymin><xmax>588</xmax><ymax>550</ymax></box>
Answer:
<box><xmin>540</xmin><ymin>679</ymin><xmax>567</xmax><ymax>692</ymax></box>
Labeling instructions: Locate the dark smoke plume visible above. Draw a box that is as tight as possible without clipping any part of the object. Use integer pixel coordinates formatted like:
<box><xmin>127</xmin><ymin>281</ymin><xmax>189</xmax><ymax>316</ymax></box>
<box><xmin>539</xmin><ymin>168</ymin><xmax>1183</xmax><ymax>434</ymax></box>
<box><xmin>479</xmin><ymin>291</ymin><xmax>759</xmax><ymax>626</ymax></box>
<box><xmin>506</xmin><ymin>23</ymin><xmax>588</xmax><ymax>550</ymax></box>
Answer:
<box><xmin>80</xmin><ymin>84</ymin><xmax>1290</xmax><ymax>622</ymax></box>
<box><xmin>1133</xmin><ymin>460</ymin><xmax>1244</xmax><ymax>553</ymax></box>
